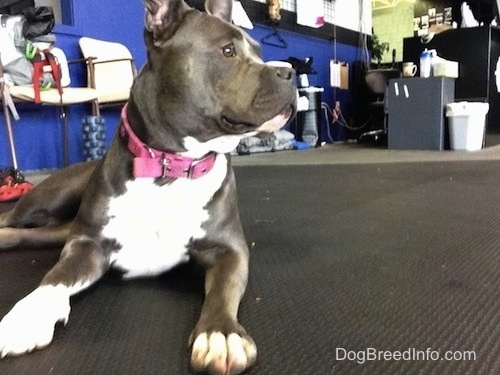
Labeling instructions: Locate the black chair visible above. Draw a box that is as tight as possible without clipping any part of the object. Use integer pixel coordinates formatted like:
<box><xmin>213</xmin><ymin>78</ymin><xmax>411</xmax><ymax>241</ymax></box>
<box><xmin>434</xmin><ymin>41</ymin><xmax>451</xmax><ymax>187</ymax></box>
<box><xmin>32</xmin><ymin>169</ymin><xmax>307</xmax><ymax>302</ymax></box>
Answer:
<box><xmin>358</xmin><ymin>68</ymin><xmax>401</xmax><ymax>145</ymax></box>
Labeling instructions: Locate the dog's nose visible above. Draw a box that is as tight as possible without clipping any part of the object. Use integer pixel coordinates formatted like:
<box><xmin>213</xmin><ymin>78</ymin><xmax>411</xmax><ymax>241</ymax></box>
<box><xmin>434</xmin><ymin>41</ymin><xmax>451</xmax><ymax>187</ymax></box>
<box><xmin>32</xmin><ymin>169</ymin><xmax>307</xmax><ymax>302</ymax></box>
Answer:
<box><xmin>276</xmin><ymin>67</ymin><xmax>295</xmax><ymax>81</ymax></box>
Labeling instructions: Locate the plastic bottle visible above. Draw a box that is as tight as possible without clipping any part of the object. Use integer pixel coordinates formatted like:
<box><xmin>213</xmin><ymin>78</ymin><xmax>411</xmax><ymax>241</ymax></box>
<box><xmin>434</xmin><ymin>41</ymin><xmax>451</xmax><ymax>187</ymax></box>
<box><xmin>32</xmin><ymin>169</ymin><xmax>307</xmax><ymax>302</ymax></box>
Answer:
<box><xmin>420</xmin><ymin>49</ymin><xmax>433</xmax><ymax>78</ymax></box>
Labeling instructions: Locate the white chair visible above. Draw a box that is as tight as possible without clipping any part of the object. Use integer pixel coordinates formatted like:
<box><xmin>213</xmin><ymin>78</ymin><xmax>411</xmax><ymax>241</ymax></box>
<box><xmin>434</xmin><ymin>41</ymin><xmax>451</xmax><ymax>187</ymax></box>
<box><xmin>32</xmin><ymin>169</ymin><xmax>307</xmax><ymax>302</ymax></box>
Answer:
<box><xmin>78</xmin><ymin>37</ymin><xmax>137</xmax><ymax>115</ymax></box>
<box><xmin>1</xmin><ymin>49</ymin><xmax>99</xmax><ymax>166</ymax></box>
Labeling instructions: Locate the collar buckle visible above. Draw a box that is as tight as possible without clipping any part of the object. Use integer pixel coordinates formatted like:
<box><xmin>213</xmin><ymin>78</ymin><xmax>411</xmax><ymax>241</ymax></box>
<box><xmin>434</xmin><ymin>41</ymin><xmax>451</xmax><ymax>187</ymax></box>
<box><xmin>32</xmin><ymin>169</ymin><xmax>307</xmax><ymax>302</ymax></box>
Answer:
<box><xmin>160</xmin><ymin>155</ymin><xmax>171</xmax><ymax>178</ymax></box>
<box><xmin>187</xmin><ymin>153</ymin><xmax>213</xmax><ymax>179</ymax></box>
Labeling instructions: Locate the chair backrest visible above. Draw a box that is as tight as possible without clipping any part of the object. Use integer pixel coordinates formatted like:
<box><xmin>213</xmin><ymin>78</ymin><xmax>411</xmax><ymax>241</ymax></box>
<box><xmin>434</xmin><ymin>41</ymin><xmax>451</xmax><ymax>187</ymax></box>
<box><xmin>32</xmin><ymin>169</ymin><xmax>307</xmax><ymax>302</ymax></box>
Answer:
<box><xmin>78</xmin><ymin>37</ymin><xmax>136</xmax><ymax>103</ymax></box>
<box><xmin>364</xmin><ymin>68</ymin><xmax>401</xmax><ymax>96</ymax></box>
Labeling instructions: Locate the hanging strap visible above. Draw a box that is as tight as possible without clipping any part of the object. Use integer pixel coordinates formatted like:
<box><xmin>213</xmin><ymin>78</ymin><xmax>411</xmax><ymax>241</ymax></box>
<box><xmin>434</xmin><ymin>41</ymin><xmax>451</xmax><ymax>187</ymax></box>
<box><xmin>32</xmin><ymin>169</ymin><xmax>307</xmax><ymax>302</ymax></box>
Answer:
<box><xmin>44</xmin><ymin>50</ymin><xmax>62</xmax><ymax>95</ymax></box>
<box><xmin>31</xmin><ymin>49</ymin><xmax>63</xmax><ymax>104</ymax></box>
<box><xmin>31</xmin><ymin>56</ymin><xmax>43</xmax><ymax>103</ymax></box>
<box><xmin>2</xmin><ymin>83</ymin><xmax>20</xmax><ymax>120</ymax></box>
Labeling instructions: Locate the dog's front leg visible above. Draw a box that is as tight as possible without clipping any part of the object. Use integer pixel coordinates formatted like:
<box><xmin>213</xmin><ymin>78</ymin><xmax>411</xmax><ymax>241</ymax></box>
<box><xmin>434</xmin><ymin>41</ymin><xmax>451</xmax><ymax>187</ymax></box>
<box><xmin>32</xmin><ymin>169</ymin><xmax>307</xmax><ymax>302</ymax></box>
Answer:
<box><xmin>0</xmin><ymin>235</ymin><xmax>108</xmax><ymax>357</ymax></box>
<box><xmin>190</xmin><ymin>251</ymin><xmax>256</xmax><ymax>375</ymax></box>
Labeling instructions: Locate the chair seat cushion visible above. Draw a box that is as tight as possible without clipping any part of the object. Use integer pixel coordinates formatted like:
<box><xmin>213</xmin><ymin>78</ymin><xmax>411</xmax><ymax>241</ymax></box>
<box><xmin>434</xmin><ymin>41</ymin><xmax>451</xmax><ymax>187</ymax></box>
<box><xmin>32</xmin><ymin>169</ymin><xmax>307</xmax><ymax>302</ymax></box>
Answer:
<box><xmin>9</xmin><ymin>85</ymin><xmax>98</xmax><ymax>104</ymax></box>
<box><xmin>96</xmin><ymin>88</ymin><xmax>130</xmax><ymax>103</ymax></box>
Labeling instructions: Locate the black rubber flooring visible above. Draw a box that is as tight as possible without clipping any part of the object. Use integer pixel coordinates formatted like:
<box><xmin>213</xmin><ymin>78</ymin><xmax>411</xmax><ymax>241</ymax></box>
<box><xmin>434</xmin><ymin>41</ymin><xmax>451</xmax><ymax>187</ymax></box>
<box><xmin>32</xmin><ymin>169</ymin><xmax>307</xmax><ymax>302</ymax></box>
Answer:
<box><xmin>0</xmin><ymin>161</ymin><xmax>499</xmax><ymax>374</ymax></box>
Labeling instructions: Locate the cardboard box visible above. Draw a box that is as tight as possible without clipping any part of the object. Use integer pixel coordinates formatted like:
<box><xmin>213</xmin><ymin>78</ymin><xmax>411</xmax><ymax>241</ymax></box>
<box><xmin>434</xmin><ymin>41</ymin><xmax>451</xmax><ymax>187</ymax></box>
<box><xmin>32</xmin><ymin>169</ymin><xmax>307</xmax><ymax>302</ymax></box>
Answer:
<box><xmin>433</xmin><ymin>60</ymin><xmax>459</xmax><ymax>78</ymax></box>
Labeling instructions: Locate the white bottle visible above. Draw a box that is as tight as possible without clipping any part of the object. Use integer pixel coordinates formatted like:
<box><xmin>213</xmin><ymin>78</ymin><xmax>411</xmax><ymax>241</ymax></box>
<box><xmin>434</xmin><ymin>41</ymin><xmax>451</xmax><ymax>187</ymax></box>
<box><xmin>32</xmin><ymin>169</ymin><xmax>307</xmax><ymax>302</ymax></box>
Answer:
<box><xmin>420</xmin><ymin>49</ymin><xmax>432</xmax><ymax>78</ymax></box>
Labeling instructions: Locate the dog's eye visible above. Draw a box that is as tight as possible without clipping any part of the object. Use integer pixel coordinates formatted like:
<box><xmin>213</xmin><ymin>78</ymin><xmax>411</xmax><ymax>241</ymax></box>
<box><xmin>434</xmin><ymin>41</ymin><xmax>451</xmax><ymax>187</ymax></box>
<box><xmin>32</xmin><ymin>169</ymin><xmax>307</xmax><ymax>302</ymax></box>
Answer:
<box><xmin>221</xmin><ymin>44</ymin><xmax>236</xmax><ymax>58</ymax></box>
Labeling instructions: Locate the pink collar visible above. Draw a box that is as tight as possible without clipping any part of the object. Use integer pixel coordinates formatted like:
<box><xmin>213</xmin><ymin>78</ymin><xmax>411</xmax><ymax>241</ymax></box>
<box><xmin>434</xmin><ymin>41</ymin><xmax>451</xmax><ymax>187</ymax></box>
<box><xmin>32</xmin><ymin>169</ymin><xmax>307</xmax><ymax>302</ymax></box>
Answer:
<box><xmin>119</xmin><ymin>105</ymin><xmax>217</xmax><ymax>179</ymax></box>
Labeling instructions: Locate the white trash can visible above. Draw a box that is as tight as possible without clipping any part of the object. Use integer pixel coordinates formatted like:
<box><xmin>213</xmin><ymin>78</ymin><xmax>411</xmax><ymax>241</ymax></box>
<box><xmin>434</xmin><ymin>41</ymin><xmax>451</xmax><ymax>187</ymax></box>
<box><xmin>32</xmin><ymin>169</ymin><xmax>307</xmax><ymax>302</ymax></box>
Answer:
<box><xmin>445</xmin><ymin>102</ymin><xmax>489</xmax><ymax>151</ymax></box>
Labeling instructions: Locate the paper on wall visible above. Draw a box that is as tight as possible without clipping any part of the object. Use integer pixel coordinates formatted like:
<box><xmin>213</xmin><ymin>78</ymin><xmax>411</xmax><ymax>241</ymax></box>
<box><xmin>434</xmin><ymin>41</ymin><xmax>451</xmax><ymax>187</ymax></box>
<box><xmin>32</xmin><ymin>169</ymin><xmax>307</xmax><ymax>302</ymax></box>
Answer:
<box><xmin>296</xmin><ymin>0</ymin><xmax>324</xmax><ymax>28</ymax></box>
<box><xmin>330</xmin><ymin>60</ymin><xmax>349</xmax><ymax>90</ymax></box>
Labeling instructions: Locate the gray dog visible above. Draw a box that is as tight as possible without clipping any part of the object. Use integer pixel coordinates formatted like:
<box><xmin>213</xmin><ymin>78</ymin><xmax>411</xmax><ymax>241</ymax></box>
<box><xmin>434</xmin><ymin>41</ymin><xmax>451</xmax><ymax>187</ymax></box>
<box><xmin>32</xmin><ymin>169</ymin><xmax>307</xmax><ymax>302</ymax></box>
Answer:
<box><xmin>0</xmin><ymin>0</ymin><xmax>297</xmax><ymax>374</ymax></box>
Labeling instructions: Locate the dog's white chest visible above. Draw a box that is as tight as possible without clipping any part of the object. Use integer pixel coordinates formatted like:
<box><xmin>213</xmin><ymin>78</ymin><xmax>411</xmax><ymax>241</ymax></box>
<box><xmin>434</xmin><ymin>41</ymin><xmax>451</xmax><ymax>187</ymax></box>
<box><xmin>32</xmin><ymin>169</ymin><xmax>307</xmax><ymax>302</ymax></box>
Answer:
<box><xmin>102</xmin><ymin>156</ymin><xmax>227</xmax><ymax>278</ymax></box>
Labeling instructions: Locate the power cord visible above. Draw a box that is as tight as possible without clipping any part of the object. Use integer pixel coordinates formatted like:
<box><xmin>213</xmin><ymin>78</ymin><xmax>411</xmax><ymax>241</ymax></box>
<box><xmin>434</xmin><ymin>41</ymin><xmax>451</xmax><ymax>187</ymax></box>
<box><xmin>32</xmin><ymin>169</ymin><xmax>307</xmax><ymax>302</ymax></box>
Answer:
<box><xmin>321</xmin><ymin>102</ymin><xmax>368</xmax><ymax>141</ymax></box>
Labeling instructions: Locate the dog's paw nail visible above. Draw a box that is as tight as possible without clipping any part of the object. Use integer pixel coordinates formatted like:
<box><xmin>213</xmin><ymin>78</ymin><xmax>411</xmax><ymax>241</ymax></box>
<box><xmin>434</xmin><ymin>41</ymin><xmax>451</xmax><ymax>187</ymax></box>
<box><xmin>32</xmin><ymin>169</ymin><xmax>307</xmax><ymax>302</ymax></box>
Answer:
<box><xmin>62</xmin><ymin>314</ymin><xmax>70</xmax><ymax>326</ymax></box>
<box><xmin>227</xmin><ymin>332</ymin><xmax>256</xmax><ymax>369</ymax></box>
<box><xmin>205</xmin><ymin>332</ymin><xmax>227</xmax><ymax>373</ymax></box>
<box><xmin>191</xmin><ymin>333</ymin><xmax>209</xmax><ymax>370</ymax></box>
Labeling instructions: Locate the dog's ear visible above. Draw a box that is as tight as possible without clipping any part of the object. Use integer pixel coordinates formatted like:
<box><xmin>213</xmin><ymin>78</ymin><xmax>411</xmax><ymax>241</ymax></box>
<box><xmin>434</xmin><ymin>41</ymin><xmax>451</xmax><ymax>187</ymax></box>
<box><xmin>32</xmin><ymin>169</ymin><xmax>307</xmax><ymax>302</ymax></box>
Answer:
<box><xmin>205</xmin><ymin>0</ymin><xmax>233</xmax><ymax>23</ymax></box>
<box><xmin>143</xmin><ymin>0</ymin><xmax>189</xmax><ymax>42</ymax></box>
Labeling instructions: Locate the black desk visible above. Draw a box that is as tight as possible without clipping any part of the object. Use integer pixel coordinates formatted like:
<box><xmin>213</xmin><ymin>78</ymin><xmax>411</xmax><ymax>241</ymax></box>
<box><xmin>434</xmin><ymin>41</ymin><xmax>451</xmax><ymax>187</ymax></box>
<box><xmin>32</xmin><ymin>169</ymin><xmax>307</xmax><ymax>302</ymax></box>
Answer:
<box><xmin>403</xmin><ymin>26</ymin><xmax>500</xmax><ymax>144</ymax></box>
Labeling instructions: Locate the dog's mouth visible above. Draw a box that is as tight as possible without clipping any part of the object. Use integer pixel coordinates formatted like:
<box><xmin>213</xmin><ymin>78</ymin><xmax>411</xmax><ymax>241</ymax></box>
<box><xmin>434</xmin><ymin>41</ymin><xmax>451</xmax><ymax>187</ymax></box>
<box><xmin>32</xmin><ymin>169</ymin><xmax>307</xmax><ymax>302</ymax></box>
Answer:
<box><xmin>256</xmin><ymin>105</ymin><xmax>295</xmax><ymax>135</ymax></box>
<box><xmin>221</xmin><ymin>116</ymin><xmax>256</xmax><ymax>134</ymax></box>
<box><xmin>221</xmin><ymin>104</ymin><xmax>295</xmax><ymax>135</ymax></box>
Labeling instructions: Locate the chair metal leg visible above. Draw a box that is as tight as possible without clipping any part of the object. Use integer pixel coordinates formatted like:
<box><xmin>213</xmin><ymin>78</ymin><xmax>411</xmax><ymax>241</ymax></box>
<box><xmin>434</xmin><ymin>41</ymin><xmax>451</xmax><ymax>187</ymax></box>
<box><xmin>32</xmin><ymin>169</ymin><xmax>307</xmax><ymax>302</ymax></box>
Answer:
<box><xmin>1</xmin><ymin>86</ymin><xmax>19</xmax><ymax>171</ymax></box>
<box><xmin>1</xmin><ymin>60</ymin><xmax>19</xmax><ymax>170</ymax></box>
<box><xmin>92</xmin><ymin>100</ymin><xmax>100</xmax><ymax>117</ymax></box>
<box><xmin>61</xmin><ymin>101</ymin><xmax>101</xmax><ymax>167</ymax></box>
<box><xmin>2</xmin><ymin>99</ymin><xmax>19</xmax><ymax>171</ymax></box>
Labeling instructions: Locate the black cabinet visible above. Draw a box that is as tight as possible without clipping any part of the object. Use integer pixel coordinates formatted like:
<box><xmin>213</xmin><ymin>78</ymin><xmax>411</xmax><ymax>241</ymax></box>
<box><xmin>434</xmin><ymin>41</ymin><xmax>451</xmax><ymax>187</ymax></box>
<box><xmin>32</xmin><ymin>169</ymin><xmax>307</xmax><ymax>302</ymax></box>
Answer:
<box><xmin>387</xmin><ymin>77</ymin><xmax>455</xmax><ymax>150</ymax></box>
<box><xmin>403</xmin><ymin>26</ymin><xmax>500</xmax><ymax>143</ymax></box>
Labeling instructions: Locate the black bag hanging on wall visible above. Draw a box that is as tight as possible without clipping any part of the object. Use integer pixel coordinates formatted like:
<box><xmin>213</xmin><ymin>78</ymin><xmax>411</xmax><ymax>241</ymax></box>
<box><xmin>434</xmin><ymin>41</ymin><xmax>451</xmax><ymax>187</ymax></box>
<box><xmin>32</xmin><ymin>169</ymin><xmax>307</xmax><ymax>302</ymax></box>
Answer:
<box><xmin>0</xmin><ymin>0</ymin><xmax>34</xmax><ymax>15</ymax></box>
<box><xmin>21</xmin><ymin>6</ymin><xmax>54</xmax><ymax>39</ymax></box>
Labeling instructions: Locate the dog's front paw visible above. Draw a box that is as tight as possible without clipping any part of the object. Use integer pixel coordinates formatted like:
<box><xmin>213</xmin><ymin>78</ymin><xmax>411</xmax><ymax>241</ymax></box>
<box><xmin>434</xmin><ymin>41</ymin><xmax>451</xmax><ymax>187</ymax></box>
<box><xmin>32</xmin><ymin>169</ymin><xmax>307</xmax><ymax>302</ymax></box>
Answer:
<box><xmin>0</xmin><ymin>285</ymin><xmax>71</xmax><ymax>358</ymax></box>
<box><xmin>190</xmin><ymin>331</ymin><xmax>257</xmax><ymax>375</ymax></box>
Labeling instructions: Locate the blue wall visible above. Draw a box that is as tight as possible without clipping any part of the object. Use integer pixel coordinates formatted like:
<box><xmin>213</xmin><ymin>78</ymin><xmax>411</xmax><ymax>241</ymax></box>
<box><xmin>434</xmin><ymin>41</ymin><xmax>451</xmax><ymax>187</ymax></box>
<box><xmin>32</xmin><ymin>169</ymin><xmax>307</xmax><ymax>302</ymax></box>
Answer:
<box><xmin>0</xmin><ymin>1</ymin><xmax>366</xmax><ymax>171</ymax></box>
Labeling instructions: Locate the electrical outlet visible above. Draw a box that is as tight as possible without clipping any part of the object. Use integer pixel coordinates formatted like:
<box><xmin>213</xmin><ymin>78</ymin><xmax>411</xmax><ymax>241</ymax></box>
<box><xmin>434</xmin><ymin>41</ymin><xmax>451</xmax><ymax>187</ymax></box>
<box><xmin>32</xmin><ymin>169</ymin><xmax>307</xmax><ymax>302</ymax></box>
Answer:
<box><xmin>335</xmin><ymin>101</ymin><xmax>341</xmax><ymax>112</ymax></box>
